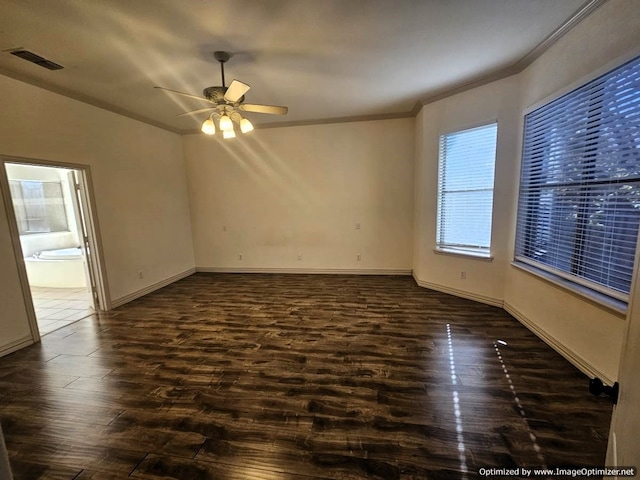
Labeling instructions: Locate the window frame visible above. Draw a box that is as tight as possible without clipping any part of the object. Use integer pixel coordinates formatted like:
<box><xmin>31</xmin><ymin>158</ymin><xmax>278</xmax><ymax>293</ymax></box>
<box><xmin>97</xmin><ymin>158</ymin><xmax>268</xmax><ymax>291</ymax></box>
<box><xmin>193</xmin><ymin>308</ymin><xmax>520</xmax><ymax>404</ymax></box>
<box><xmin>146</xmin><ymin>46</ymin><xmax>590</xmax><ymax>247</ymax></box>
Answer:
<box><xmin>9</xmin><ymin>179</ymin><xmax>69</xmax><ymax>235</ymax></box>
<box><xmin>435</xmin><ymin>121</ymin><xmax>498</xmax><ymax>259</ymax></box>
<box><xmin>513</xmin><ymin>53</ymin><xmax>640</xmax><ymax>308</ymax></box>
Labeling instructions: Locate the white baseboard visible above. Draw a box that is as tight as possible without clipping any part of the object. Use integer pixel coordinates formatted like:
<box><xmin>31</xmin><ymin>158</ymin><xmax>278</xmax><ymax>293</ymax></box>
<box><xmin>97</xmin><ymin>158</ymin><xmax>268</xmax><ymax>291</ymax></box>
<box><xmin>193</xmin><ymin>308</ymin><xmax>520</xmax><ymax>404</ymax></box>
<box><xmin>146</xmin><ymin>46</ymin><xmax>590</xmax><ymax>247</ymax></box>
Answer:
<box><xmin>110</xmin><ymin>268</ymin><xmax>196</xmax><ymax>309</ymax></box>
<box><xmin>412</xmin><ymin>274</ymin><xmax>613</xmax><ymax>384</ymax></box>
<box><xmin>412</xmin><ymin>274</ymin><xmax>504</xmax><ymax>307</ymax></box>
<box><xmin>196</xmin><ymin>267</ymin><xmax>413</xmax><ymax>276</ymax></box>
<box><xmin>504</xmin><ymin>301</ymin><xmax>615</xmax><ymax>385</ymax></box>
<box><xmin>0</xmin><ymin>335</ymin><xmax>34</xmax><ymax>358</ymax></box>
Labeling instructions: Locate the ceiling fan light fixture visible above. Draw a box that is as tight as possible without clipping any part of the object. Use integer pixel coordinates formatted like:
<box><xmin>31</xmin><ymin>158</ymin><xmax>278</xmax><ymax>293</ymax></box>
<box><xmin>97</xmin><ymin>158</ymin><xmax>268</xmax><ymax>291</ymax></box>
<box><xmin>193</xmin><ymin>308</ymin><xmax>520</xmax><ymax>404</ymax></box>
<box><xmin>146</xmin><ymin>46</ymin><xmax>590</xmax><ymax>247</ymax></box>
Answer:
<box><xmin>156</xmin><ymin>52</ymin><xmax>288</xmax><ymax>135</ymax></box>
<box><xmin>219</xmin><ymin>114</ymin><xmax>233</xmax><ymax>131</ymax></box>
<box><xmin>240</xmin><ymin>117</ymin><xmax>254</xmax><ymax>134</ymax></box>
<box><xmin>201</xmin><ymin>116</ymin><xmax>216</xmax><ymax>135</ymax></box>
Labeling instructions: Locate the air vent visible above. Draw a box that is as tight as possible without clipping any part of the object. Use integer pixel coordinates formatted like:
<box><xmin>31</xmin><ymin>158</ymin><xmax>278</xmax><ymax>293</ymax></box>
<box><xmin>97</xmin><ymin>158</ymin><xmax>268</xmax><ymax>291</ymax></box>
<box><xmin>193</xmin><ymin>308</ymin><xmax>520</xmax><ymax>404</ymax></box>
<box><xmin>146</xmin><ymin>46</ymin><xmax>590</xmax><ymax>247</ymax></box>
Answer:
<box><xmin>10</xmin><ymin>49</ymin><xmax>63</xmax><ymax>70</ymax></box>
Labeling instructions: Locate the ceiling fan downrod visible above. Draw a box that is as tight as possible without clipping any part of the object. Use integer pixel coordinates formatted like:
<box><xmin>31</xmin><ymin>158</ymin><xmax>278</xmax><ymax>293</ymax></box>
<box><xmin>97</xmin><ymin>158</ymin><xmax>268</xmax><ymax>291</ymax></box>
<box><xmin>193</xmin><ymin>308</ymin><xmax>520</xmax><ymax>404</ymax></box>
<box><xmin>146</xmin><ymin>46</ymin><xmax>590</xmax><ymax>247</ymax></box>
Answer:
<box><xmin>214</xmin><ymin>51</ymin><xmax>230</xmax><ymax>88</ymax></box>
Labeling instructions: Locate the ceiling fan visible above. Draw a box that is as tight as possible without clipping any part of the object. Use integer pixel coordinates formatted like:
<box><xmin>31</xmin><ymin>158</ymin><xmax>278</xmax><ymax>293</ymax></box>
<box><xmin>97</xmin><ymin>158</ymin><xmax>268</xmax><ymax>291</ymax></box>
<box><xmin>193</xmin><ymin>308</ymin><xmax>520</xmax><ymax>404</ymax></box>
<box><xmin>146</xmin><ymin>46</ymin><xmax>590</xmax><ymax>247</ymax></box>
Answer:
<box><xmin>155</xmin><ymin>51</ymin><xmax>288</xmax><ymax>138</ymax></box>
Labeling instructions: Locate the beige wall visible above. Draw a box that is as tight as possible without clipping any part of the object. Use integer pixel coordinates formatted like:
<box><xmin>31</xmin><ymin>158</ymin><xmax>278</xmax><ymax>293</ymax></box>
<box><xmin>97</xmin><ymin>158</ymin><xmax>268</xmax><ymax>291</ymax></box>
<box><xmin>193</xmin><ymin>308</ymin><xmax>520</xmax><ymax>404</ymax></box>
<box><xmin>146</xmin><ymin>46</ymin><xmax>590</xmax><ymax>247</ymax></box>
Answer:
<box><xmin>182</xmin><ymin>118</ymin><xmax>415</xmax><ymax>272</ymax></box>
<box><xmin>0</xmin><ymin>74</ymin><xmax>195</xmax><ymax>354</ymax></box>
<box><xmin>504</xmin><ymin>0</ymin><xmax>640</xmax><ymax>383</ymax></box>
<box><xmin>413</xmin><ymin>75</ymin><xmax>521</xmax><ymax>305</ymax></box>
<box><xmin>0</xmin><ymin>0</ymin><xmax>637</xmax><ymax>387</ymax></box>
<box><xmin>414</xmin><ymin>0</ymin><xmax>640</xmax><ymax>382</ymax></box>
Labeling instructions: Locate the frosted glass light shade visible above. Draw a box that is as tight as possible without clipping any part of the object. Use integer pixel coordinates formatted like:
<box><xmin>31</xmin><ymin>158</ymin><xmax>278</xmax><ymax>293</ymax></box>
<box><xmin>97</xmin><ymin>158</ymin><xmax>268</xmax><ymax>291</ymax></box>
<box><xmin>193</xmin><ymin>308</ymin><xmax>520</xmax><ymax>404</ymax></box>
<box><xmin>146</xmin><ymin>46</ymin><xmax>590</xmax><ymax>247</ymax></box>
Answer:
<box><xmin>219</xmin><ymin>114</ymin><xmax>233</xmax><ymax>131</ymax></box>
<box><xmin>201</xmin><ymin>117</ymin><xmax>216</xmax><ymax>135</ymax></box>
<box><xmin>223</xmin><ymin>128</ymin><xmax>236</xmax><ymax>139</ymax></box>
<box><xmin>240</xmin><ymin>118</ymin><xmax>254</xmax><ymax>133</ymax></box>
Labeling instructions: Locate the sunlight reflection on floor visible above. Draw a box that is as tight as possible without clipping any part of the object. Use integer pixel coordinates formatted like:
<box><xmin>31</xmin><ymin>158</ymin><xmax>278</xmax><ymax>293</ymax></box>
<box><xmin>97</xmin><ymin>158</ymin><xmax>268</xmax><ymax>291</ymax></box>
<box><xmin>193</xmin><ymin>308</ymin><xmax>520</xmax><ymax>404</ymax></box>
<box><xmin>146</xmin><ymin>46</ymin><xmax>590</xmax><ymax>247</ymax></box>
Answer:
<box><xmin>447</xmin><ymin>324</ymin><xmax>468</xmax><ymax>479</ymax></box>
<box><xmin>494</xmin><ymin>341</ymin><xmax>546</xmax><ymax>467</ymax></box>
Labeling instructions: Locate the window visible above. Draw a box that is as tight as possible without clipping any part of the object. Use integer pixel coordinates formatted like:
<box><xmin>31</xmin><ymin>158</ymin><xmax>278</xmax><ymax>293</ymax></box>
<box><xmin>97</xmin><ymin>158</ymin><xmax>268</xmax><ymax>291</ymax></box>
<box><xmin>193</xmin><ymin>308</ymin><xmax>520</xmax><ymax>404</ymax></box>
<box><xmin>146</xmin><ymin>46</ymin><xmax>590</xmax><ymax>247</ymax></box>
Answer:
<box><xmin>9</xmin><ymin>180</ymin><xmax>68</xmax><ymax>235</ymax></box>
<box><xmin>515</xmin><ymin>55</ymin><xmax>640</xmax><ymax>301</ymax></box>
<box><xmin>437</xmin><ymin>123</ymin><xmax>498</xmax><ymax>257</ymax></box>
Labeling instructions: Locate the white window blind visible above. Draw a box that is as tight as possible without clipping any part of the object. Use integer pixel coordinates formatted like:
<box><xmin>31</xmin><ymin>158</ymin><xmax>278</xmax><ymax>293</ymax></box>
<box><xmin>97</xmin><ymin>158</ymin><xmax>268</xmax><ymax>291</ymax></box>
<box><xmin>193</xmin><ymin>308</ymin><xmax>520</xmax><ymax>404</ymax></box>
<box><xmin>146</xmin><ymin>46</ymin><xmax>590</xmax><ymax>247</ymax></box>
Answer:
<box><xmin>515</xmin><ymin>55</ymin><xmax>640</xmax><ymax>301</ymax></box>
<box><xmin>437</xmin><ymin>123</ymin><xmax>498</xmax><ymax>255</ymax></box>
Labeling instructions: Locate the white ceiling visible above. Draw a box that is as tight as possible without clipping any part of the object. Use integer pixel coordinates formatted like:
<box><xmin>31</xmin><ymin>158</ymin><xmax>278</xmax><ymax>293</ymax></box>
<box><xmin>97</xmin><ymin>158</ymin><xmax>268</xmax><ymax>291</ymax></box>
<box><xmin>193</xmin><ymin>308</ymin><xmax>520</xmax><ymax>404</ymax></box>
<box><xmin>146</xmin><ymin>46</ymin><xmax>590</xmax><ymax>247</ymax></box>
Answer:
<box><xmin>0</xmin><ymin>0</ymin><xmax>595</xmax><ymax>133</ymax></box>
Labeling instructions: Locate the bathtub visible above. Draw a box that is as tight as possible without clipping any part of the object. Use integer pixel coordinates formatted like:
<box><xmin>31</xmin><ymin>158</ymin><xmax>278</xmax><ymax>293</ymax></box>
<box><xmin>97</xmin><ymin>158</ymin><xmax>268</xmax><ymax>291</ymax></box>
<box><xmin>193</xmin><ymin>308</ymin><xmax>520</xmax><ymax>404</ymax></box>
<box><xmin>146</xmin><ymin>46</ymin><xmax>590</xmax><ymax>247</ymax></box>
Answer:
<box><xmin>24</xmin><ymin>247</ymin><xmax>88</xmax><ymax>288</ymax></box>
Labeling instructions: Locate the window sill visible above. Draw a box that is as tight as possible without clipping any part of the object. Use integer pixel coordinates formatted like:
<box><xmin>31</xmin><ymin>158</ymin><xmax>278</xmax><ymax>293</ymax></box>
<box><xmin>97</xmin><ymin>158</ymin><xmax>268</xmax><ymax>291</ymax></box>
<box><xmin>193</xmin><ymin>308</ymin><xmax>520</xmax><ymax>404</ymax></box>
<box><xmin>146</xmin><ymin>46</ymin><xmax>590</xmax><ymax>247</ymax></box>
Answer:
<box><xmin>510</xmin><ymin>261</ymin><xmax>627</xmax><ymax>317</ymax></box>
<box><xmin>20</xmin><ymin>230</ymin><xmax>72</xmax><ymax>237</ymax></box>
<box><xmin>433</xmin><ymin>248</ymin><xmax>493</xmax><ymax>262</ymax></box>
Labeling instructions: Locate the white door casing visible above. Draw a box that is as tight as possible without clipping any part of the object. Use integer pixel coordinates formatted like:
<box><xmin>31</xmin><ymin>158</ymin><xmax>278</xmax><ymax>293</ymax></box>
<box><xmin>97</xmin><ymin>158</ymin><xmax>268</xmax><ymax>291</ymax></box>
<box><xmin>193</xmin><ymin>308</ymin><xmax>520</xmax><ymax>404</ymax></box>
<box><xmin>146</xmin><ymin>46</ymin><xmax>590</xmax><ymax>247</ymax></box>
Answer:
<box><xmin>605</xmin><ymin>227</ymin><xmax>640</xmax><ymax>468</ymax></box>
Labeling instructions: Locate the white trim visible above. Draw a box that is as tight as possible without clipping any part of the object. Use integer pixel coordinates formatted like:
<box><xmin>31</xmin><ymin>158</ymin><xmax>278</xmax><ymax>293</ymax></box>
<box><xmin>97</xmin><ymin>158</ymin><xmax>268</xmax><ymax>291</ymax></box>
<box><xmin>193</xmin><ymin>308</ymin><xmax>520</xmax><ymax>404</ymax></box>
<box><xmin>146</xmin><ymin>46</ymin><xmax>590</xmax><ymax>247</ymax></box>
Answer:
<box><xmin>1</xmin><ymin>155</ymin><xmax>110</xmax><ymax>328</ymax></box>
<box><xmin>415</xmin><ymin>1</ymin><xmax>606</xmax><ymax>111</ymax></box>
<box><xmin>515</xmin><ymin>256</ymin><xmax>628</xmax><ymax>303</ymax></box>
<box><xmin>412</xmin><ymin>271</ymin><xmax>616</xmax><ymax>385</ymax></box>
<box><xmin>511</xmin><ymin>0</ymin><xmax>607</xmax><ymax>73</ymax></box>
<box><xmin>439</xmin><ymin>119</ymin><xmax>498</xmax><ymax>139</ymax></box>
<box><xmin>524</xmin><ymin>47</ymin><xmax>640</xmax><ymax>115</ymax></box>
<box><xmin>412</xmin><ymin>273</ymin><xmax>503</xmax><ymax>308</ymax></box>
<box><xmin>504</xmin><ymin>301</ymin><xmax>615</xmax><ymax>386</ymax></box>
<box><xmin>77</xmin><ymin>167</ymin><xmax>111</xmax><ymax>311</ymax></box>
<box><xmin>0</xmin><ymin>335</ymin><xmax>34</xmax><ymax>358</ymax></box>
<box><xmin>511</xmin><ymin>261</ymin><xmax>627</xmax><ymax>316</ymax></box>
<box><xmin>110</xmin><ymin>268</ymin><xmax>195</xmax><ymax>309</ymax></box>
<box><xmin>433</xmin><ymin>248</ymin><xmax>494</xmax><ymax>262</ymax></box>
<box><xmin>0</xmin><ymin>159</ymin><xmax>41</xmax><ymax>344</ymax></box>
<box><xmin>0</xmin><ymin>0</ymin><xmax>606</xmax><ymax>136</ymax></box>
<box><xmin>196</xmin><ymin>267</ymin><xmax>413</xmax><ymax>276</ymax></box>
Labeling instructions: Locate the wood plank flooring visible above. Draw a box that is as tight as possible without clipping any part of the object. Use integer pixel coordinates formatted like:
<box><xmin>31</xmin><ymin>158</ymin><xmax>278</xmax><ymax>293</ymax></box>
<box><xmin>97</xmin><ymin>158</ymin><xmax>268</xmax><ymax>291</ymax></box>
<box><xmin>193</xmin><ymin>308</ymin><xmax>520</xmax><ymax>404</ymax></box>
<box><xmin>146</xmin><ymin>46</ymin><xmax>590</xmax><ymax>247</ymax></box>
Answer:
<box><xmin>0</xmin><ymin>273</ymin><xmax>613</xmax><ymax>479</ymax></box>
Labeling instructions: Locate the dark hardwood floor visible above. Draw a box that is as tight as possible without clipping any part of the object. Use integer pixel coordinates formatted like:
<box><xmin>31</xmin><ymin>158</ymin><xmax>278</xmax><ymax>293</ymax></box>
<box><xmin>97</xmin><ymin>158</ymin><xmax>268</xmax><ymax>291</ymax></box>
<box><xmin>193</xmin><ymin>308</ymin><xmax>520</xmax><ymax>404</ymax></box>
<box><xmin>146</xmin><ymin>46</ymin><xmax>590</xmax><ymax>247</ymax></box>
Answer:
<box><xmin>0</xmin><ymin>274</ymin><xmax>612</xmax><ymax>479</ymax></box>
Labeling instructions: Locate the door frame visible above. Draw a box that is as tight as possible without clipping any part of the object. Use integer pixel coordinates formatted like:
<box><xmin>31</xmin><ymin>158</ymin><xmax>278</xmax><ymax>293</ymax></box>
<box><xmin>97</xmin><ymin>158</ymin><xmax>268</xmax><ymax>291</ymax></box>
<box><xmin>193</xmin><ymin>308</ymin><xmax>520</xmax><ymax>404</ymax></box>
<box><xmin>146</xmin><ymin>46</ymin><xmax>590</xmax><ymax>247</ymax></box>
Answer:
<box><xmin>605</xmin><ymin>224</ymin><xmax>640</xmax><ymax>469</ymax></box>
<box><xmin>0</xmin><ymin>155</ymin><xmax>111</xmax><ymax>343</ymax></box>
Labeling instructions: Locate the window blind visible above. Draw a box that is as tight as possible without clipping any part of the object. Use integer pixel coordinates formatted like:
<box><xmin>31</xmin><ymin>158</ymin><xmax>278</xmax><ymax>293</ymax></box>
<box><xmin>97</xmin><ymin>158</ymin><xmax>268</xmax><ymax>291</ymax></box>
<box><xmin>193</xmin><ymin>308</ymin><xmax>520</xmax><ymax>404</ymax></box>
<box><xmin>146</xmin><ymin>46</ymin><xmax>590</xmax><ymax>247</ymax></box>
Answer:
<box><xmin>437</xmin><ymin>123</ymin><xmax>498</xmax><ymax>255</ymax></box>
<box><xmin>515</xmin><ymin>55</ymin><xmax>640</xmax><ymax>300</ymax></box>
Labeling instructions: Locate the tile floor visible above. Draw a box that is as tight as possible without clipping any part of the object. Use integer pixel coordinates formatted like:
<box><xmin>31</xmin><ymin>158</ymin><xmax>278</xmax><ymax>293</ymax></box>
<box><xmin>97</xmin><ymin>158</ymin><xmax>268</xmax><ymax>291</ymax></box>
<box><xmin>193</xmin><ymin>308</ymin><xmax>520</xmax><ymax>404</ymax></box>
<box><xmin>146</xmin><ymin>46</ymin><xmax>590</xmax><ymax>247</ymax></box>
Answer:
<box><xmin>30</xmin><ymin>286</ymin><xmax>94</xmax><ymax>335</ymax></box>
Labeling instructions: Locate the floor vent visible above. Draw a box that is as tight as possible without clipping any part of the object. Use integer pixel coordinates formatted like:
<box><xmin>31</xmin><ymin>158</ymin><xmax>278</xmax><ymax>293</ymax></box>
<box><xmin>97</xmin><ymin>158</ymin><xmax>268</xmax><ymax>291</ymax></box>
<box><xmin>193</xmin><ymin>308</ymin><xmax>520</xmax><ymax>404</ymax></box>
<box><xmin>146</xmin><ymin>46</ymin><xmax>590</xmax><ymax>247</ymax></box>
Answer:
<box><xmin>10</xmin><ymin>49</ymin><xmax>63</xmax><ymax>70</ymax></box>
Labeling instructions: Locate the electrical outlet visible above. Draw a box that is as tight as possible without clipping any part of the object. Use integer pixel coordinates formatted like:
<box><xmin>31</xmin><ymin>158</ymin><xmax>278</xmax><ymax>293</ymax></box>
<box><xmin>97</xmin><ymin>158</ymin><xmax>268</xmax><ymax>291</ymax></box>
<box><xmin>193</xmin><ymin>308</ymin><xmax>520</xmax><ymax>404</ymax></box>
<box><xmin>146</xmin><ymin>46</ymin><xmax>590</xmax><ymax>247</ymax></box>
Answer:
<box><xmin>138</xmin><ymin>271</ymin><xmax>144</xmax><ymax>279</ymax></box>
<box><xmin>355</xmin><ymin>223</ymin><xmax>361</xmax><ymax>230</ymax></box>
<box><xmin>238</xmin><ymin>254</ymin><xmax>243</xmax><ymax>260</ymax></box>
<box><xmin>297</xmin><ymin>254</ymin><xmax>302</xmax><ymax>261</ymax></box>
<box><xmin>357</xmin><ymin>254</ymin><xmax>362</xmax><ymax>261</ymax></box>
<box><xmin>460</xmin><ymin>271</ymin><xmax>466</xmax><ymax>280</ymax></box>
<box><xmin>223</xmin><ymin>225</ymin><xmax>227</xmax><ymax>232</ymax></box>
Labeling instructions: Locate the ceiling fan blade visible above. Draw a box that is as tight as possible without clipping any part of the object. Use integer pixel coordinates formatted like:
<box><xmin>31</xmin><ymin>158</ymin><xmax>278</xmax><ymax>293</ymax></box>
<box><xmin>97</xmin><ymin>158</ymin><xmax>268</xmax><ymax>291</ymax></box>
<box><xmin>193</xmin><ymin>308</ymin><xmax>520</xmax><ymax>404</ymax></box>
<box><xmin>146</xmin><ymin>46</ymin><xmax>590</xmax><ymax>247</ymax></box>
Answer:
<box><xmin>224</xmin><ymin>79</ymin><xmax>251</xmax><ymax>103</ymax></box>
<box><xmin>239</xmin><ymin>103</ymin><xmax>288</xmax><ymax>115</ymax></box>
<box><xmin>176</xmin><ymin>107</ymin><xmax>216</xmax><ymax>117</ymax></box>
<box><xmin>154</xmin><ymin>86</ymin><xmax>215</xmax><ymax>104</ymax></box>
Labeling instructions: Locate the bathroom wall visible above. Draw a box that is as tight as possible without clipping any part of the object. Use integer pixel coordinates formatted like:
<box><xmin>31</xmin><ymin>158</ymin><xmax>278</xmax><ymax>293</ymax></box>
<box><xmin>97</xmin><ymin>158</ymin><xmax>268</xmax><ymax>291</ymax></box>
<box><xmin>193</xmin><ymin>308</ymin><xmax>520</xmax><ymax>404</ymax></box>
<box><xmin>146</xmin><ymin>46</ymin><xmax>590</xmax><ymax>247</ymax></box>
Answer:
<box><xmin>5</xmin><ymin>163</ymin><xmax>80</xmax><ymax>257</ymax></box>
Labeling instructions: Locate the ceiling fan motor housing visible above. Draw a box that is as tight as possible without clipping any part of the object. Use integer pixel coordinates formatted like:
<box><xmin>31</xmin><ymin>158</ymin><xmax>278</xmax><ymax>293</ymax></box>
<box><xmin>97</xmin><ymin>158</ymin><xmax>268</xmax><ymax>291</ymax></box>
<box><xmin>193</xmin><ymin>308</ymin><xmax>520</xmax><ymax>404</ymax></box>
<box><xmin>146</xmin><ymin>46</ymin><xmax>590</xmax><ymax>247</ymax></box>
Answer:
<box><xmin>213</xmin><ymin>51</ymin><xmax>230</xmax><ymax>63</ymax></box>
<box><xmin>202</xmin><ymin>86</ymin><xmax>244</xmax><ymax>104</ymax></box>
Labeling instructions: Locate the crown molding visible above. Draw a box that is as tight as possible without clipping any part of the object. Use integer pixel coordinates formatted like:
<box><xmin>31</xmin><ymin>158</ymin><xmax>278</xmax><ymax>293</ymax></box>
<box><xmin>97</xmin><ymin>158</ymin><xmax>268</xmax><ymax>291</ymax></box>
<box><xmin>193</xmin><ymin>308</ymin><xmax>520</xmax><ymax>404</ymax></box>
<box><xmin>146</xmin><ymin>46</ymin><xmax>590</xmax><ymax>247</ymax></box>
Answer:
<box><xmin>1</xmin><ymin>0</ymin><xmax>606</xmax><ymax>135</ymax></box>
<box><xmin>0</xmin><ymin>66</ymin><xmax>182</xmax><ymax>134</ymax></box>
<box><xmin>511</xmin><ymin>0</ymin><xmax>607</xmax><ymax>72</ymax></box>
<box><xmin>415</xmin><ymin>0</ymin><xmax>607</xmax><ymax>109</ymax></box>
<box><xmin>181</xmin><ymin>110</ymin><xmax>414</xmax><ymax>135</ymax></box>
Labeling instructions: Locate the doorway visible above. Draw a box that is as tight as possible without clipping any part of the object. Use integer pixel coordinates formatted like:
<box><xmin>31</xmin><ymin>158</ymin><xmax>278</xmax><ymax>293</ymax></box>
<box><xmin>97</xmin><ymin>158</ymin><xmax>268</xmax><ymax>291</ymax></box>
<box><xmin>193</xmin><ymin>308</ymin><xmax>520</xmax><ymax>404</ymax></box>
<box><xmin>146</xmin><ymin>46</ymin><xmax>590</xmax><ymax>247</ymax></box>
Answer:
<box><xmin>1</xmin><ymin>159</ymin><xmax>106</xmax><ymax>338</ymax></box>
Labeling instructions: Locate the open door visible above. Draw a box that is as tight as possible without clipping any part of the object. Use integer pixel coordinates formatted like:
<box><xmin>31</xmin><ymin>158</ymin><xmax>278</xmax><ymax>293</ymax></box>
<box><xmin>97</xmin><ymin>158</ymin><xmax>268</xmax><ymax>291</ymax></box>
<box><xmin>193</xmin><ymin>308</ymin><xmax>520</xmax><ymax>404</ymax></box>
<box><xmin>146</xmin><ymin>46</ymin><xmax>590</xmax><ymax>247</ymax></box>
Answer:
<box><xmin>605</xmin><ymin>230</ymin><xmax>640</xmax><ymax>468</ymax></box>
<box><xmin>67</xmin><ymin>170</ymin><xmax>99</xmax><ymax>310</ymax></box>
<box><xmin>0</xmin><ymin>158</ymin><xmax>108</xmax><ymax>344</ymax></box>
